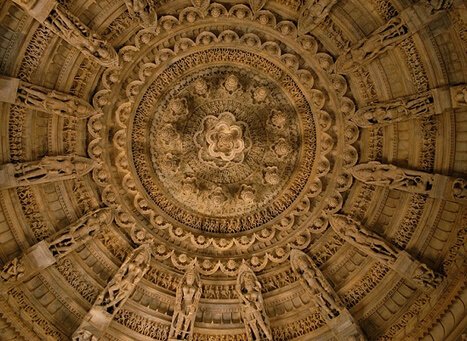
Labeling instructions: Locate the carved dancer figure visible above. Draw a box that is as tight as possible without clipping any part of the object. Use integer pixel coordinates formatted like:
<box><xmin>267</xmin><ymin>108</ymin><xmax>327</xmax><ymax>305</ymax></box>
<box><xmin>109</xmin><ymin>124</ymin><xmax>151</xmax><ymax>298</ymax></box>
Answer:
<box><xmin>236</xmin><ymin>264</ymin><xmax>272</xmax><ymax>341</ymax></box>
<box><xmin>169</xmin><ymin>262</ymin><xmax>202</xmax><ymax>340</ymax></box>
<box><xmin>72</xmin><ymin>329</ymin><xmax>98</xmax><ymax>341</ymax></box>
<box><xmin>329</xmin><ymin>214</ymin><xmax>399</xmax><ymax>264</ymax></box>
<box><xmin>44</xmin><ymin>5</ymin><xmax>119</xmax><ymax>67</ymax></box>
<box><xmin>422</xmin><ymin>0</ymin><xmax>453</xmax><ymax>13</ymax></box>
<box><xmin>452</xmin><ymin>178</ymin><xmax>467</xmax><ymax>200</ymax></box>
<box><xmin>298</xmin><ymin>0</ymin><xmax>337</xmax><ymax>34</ymax></box>
<box><xmin>123</xmin><ymin>0</ymin><xmax>156</xmax><ymax>27</ymax></box>
<box><xmin>96</xmin><ymin>244</ymin><xmax>151</xmax><ymax>315</ymax></box>
<box><xmin>351</xmin><ymin>92</ymin><xmax>434</xmax><ymax>127</ymax></box>
<box><xmin>336</xmin><ymin>17</ymin><xmax>409</xmax><ymax>73</ymax></box>
<box><xmin>48</xmin><ymin>208</ymin><xmax>113</xmax><ymax>257</ymax></box>
<box><xmin>0</xmin><ymin>258</ymin><xmax>25</xmax><ymax>283</ymax></box>
<box><xmin>15</xmin><ymin>81</ymin><xmax>95</xmax><ymax>118</ymax></box>
<box><xmin>350</xmin><ymin>161</ymin><xmax>435</xmax><ymax>194</ymax></box>
<box><xmin>290</xmin><ymin>250</ymin><xmax>343</xmax><ymax>320</ymax></box>
<box><xmin>453</xmin><ymin>85</ymin><xmax>467</xmax><ymax>107</ymax></box>
<box><xmin>330</xmin><ymin>214</ymin><xmax>443</xmax><ymax>289</ymax></box>
<box><xmin>0</xmin><ymin>155</ymin><xmax>95</xmax><ymax>189</ymax></box>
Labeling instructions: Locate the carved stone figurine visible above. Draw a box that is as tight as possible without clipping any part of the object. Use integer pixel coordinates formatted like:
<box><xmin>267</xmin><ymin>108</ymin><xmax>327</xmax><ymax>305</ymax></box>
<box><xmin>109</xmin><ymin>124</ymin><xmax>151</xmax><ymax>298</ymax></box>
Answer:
<box><xmin>72</xmin><ymin>329</ymin><xmax>98</xmax><ymax>341</ymax></box>
<box><xmin>412</xmin><ymin>261</ymin><xmax>443</xmax><ymax>289</ymax></box>
<box><xmin>48</xmin><ymin>208</ymin><xmax>113</xmax><ymax>258</ymax></box>
<box><xmin>423</xmin><ymin>0</ymin><xmax>453</xmax><ymax>13</ymax></box>
<box><xmin>329</xmin><ymin>214</ymin><xmax>399</xmax><ymax>264</ymax></box>
<box><xmin>96</xmin><ymin>245</ymin><xmax>151</xmax><ymax>315</ymax></box>
<box><xmin>336</xmin><ymin>17</ymin><xmax>409</xmax><ymax>74</ymax></box>
<box><xmin>169</xmin><ymin>262</ymin><xmax>202</xmax><ymax>340</ymax></box>
<box><xmin>290</xmin><ymin>250</ymin><xmax>343</xmax><ymax>320</ymax></box>
<box><xmin>298</xmin><ymin>0</ymin><xmax>337</xmax><ymax>34</ymax></box>
<box><xmin>351</xmin><ymin>92</ymin><xmax>434</xmax><ymax>127</ymax></box>
<box><xmin>236</xmin><ymin>264</ymin><xmax>273</xmax><ymax>341</ymax></box>
<box><xmin>452</xmin><ymin>178</ymin><xmax>467</xmax><ymax>200</ymax></box>
<box><xmin>16</xmin><ymin>81</ymin><xmax>95</xmax><ymax>118</ymax></box>
<box><xmin>0</xmin><ymin>258</ymin><xmax>25</xmax><ymax>283</ymax></box>
<box><xmin>44</xmin><ymin>5</ymin><xmax>119</xmax><ymax>67</ymax></box>
<box><xmin>350</xmin><ymin>161</ymin><xmax>435</xmax><ymax>194</ymax></box>
<box><xmin>0</xmin><ymin>155</ymin><xmax>96</xmax><ymax>189</ymax></box>
<box><xmin>124</xmin><ymin>0</ymin><xmax>156</xmax><ymax>27</ymax></box>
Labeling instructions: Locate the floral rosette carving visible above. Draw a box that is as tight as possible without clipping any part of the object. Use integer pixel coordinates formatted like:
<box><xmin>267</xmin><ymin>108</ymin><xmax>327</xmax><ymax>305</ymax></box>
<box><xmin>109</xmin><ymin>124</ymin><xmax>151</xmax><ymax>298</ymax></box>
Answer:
<box><xmin>87</xmin><ymin>1</ymin><xmax>359</xmax><ymax>275</ymax></box>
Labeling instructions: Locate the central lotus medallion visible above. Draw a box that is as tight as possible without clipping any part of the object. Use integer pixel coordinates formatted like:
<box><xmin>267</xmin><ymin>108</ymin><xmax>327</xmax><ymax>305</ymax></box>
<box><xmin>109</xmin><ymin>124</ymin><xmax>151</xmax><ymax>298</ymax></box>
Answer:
<box><xmin>195</xmin><ymin>112</ymin><xmax>251</xmax><ymax>167</ymax></box>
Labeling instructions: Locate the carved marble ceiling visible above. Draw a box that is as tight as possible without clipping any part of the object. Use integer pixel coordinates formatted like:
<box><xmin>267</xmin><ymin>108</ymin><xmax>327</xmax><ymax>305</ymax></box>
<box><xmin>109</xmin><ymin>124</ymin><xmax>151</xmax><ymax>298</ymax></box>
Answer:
<box><xmin>0</xmin><ymin>0</ymin><xmax>465</xmax><ymax>340</ymax></box>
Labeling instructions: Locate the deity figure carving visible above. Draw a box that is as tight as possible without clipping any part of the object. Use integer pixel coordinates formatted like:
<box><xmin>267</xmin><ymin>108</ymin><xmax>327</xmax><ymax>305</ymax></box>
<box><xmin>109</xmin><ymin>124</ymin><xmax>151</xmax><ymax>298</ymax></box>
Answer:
<box><xmin>329</xmin><ymin>214</ymin><xmax>399</xmax><ymax>264</ymax></box>
<box><xmin>169</xmin><ymin>262</ymin><xmax>202</xmax><ymax>340</ymax></box>
<box><xmin>0</xmin><ymin>258</ymin><xmax>25</xmax><ymax>283</ymax></box>
<box><xmin>453</xmin><ymin>85</ymin><xmax>467</xmax><ymax>107</ymax></box>
<box><xmin>350</xmin><ymin>161</ymin><xmax>435</xmax><ymax>194</ymax></box>
<box><xmin>236</xmin><ymin>264</ymin><xmax>272</xmax><ymax>341</ymax></box>
<box><xmin>422</xmin><ymin>0</ymin><xmax>453</xmax><ymax>13</ymax></box>
<box><xmin>290</xmin><ymin>250</ymin><xmax>343</xmax><ymax>320</ymax></box>
<box><xmin>96</xmin><ymin>244</ymin><xmax>151</xmax><ymax>315</ymax></box>
<box><xmin>0</xmin><ymin>155</ymin><xmax>96</xmax><ymax>189</ymax></box>
<box><xmin>44</xmin><ymin>5</ymin><xmax>119</xmax><ymax>67</ymax></box>
<box><xmin>411</xmin><ymin>260</ymin><xmax>443</xmax><ymax>289</ymax></box>
<box><xmin>13</xmin><ymin>81</ymin><xmax>95</xmax><ymax>118</ymax></box>
<box><xmin>336</xmin><ymin>17</ymin><xmax>409</xmax><ymax>74</ymax></box>
<box><xmin>298</xmin><ymin>0</ymin><xmax>337</xmax><ymax>34</ymax></box>
<box><xmin>124</xmin><ymin>0</ymin><xmax>156</xmax><ymax>27</ymax></box>
<box><xmin>72</xmin><ymin>329</ymin><xmax>98</xmax><ymax>341</ymax></box>
<box><xmin>351</xmin><ymin>92</ymin><xmax>434</xmax><ymax>127</ymax></box>
<box><xmin>452</xmin><ymin>178</ymin><xmax>467</xmax><ymax>200</ymax></box>
<box><xmin>48</xmin><ymin>208</ymin><xmax>113</xmax><ymax>258</ymax></box>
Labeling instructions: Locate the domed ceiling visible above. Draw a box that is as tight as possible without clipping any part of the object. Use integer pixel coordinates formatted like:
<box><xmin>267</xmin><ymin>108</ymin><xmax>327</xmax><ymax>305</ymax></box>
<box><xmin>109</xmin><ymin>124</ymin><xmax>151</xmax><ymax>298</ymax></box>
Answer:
<box><xmin>0</xmin><ymin>0</ymin><xmax>465</xmax><ymax>340</ymax></box>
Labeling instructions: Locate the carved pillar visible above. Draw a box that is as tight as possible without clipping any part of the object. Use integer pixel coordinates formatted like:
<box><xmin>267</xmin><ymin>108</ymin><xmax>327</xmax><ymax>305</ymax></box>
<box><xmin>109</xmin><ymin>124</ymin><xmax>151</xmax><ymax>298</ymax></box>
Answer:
<box><xmin>72</xmin><ymin>244</ymin><xmax>152</xmax><ymax>340</ymax></box>
<box><xmin>0</xmin><ymin>208</ymin><xmax>113</xmax><ymax>288</ymax></box>
<box><xmin>169</xmin><ymin>261</ymin><xmax>202</xmax><ymax>340</ymax></box>
<box><xmin>350</xmin><ymin>161</ymin><xmax>467</xmax><ymax>204</ymax></box>
<box><xmin>290</xmin><ymin>250</ymin><xmax>366</xmax><ymax>340</ymax></box>
<box><xmin>349</xmin><ymin>87</ymin><xmax>454</xmax><ymax>127</ymax></box>
<box><xmin>297</xmin><ymin>0</ymin><xmax>338</xmax><ymax>35</ymax></box>
<box><xmin>236</xmin><ymin>263</ymin><xmax>272</xmax><ymax>341</ymax></box>
<box><xmin>0</xmin><ymin>76</ymin><xmax>95</xmax><ymax>118</ymax></box>
<box><xmin>329</xmin><ymin>214</ymin><xmax>443</xmax><ymax>289</ymax></box>
<box><xmin>10</xmin><ymin>0</ymin><xmax>118</xmax><ymax>67</ymax></box>
<box><xmin>0</xmin><ymin>155</ymin><xmax>95</xmax><ymax>189</ymax></box>
<box><xmin>123</xmin><ymin>0</ymin><xmax>157</xmax><ymax>27</ymax></box>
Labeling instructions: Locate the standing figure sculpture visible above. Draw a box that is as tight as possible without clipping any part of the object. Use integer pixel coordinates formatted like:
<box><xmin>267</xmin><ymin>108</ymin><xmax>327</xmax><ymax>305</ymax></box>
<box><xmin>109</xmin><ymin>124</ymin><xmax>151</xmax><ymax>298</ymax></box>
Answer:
<box><xmin>336</xmin><ymin>17</ymin><xmax>409</xmax><ymax>73</ymax></box>
<box><xmin>169</xmin><ymin>262</ymin><xmax>202</xmax><ymax>340</ymax></box>
<box><xmin>96</xmin><ymin>245</ymin><xmax>151</xmax><ymax>315</ymax></box>
<box><xmin>351</xmin><ymin>92</ymin><xmax>434</xmax><ymax>127</ymax></box>
<box><xmin>44</xmin><ymin>5</ymin><xmax>119</xmax><ymax>67</ymax></box>
<box><xmin>124</xmin><ymin>0</ymin><xmax>156</xmax><ymax>27</ymax></box>
<box><xmin>0</xmin><ymin>155</ymin><xmax>96</xmax><ymax>189</ymax></box>
<box><xmin>16</xmin><ymin>81</ymin><xmax>95</xmax><ymax>118</ymax></box>
<box><xmin>48</xmin><ymin>208</ymin><xmax>113</xmax><ymax>257</ymax></box>
<box><xmin>329</xmin><ymin>214</ymin><xmax>399</xmax><ymax>264</ymax></box>
<box><xmin>236</xmin><ymin>263</ymin><xmax>272</xmax><ymax>341</ymax></box>
<box><xmin>290</xmin><ymin>250</ymin><xmax>343</xmax><ymax>320</ymax></box>
<box><xmin>298</xmin><ymin>0</ymin><xmax>337</xmax><ymax>34</ymax></box>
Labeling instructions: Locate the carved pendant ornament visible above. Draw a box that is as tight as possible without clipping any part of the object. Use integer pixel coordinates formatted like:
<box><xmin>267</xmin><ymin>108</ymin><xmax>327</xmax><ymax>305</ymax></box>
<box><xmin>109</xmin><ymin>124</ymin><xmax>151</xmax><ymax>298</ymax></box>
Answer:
<box><xmin>0</xmin><ymin>0</ymin><xmax>465</xmax><ymax>340</ymax></box>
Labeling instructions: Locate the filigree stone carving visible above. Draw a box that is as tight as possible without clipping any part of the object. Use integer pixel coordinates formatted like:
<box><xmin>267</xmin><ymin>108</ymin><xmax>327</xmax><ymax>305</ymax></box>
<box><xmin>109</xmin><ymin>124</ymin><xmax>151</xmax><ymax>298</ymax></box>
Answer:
<box><xmin>329</xmin><ymin>214</ymin><xmax>443</xmax><ymax>289</ymax></box>
<box><xmin>290</xmin><ymin>249</ymin><xmax>343</xmax><ymax>320</ymax></box>
<box><xmin>48</xmin><ymin>208</ymin><xmax>113</xmax><ymax>258</ymax></box>
<box><xmin>0</xmin><ymin>76</ymin><xmax>95</xmax><ymax>118</ymax></box>
<box><xmin>350</xmin><ymin>92</ymin><xmax>435</xmax><ymax>127</ymax></box>
<box><xmin>236</xmin><ymin>263</ymin><xmax>272</xmax><ymax>341</ymax></box>
<box><xmin>336</xmin><ymin>17</ymin><xmax>409</xmax><ymax>74</ymax></box>
<box><xmin>0</xmin><ymin>155</ymin><xmax>95</xmax><ymax>189</ymax></box>
<box><xmin>169</xmin><ymin>262</ymin><xmax>202</xmax><ymax>340</ymax></box>
<box><xmin>298</xmin><ymin>0</ymin><xmax>337</xmax><ymax>34</ymax></box>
